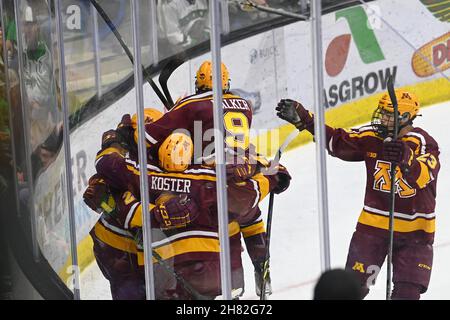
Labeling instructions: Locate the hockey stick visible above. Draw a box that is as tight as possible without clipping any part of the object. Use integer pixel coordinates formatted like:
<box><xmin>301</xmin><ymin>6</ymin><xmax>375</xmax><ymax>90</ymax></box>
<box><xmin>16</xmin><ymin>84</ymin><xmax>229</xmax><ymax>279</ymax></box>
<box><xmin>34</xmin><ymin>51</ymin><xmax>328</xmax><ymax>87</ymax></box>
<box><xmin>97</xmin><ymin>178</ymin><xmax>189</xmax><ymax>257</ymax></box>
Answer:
<box><xmin>260</xmin><ymin>129</ymin><xmax>299</xmax><ymax>300</ymax></box>
<box><xmin>89</xmin><ymin>0</ymin><xmax>170</xmax><ymax>108</ymax></box>
<box><xmin>158</xmin><ymin>55</ymin><xmax>186</xmax><ymax>110</ymax></box>
<box><xmin>132</xmin><ymin>229</ymin><xmax>210</xmax><ymax>300</ymax></box>
<box><xmin>237</xmin><ymin>0</ymin><xmax>308</xmax><ymax>20</ymax></box>
<box><xmin>151</xmin><ymin>250</ymin><xmax>211</xmax><ymax>300</ymax></box>
<box><xmin>386</xmin><ymin>76</ymin><xmax>399</xmax><ymax>300</ymax></box>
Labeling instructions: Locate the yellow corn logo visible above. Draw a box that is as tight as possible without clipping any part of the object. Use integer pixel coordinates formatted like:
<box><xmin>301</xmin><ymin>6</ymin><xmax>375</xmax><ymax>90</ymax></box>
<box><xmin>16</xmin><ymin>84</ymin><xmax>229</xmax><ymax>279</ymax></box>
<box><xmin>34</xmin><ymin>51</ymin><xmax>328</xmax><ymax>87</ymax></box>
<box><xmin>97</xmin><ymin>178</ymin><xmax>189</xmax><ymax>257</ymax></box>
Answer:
<box><xmin>352</xmin><ymin>262</ymin><xmax>365</xmax><ymax>273</ymax></box>
<box><xmin>412</xmin><ymin>31</ymin><xmax>449</xmax><ymax>77</ymax></box>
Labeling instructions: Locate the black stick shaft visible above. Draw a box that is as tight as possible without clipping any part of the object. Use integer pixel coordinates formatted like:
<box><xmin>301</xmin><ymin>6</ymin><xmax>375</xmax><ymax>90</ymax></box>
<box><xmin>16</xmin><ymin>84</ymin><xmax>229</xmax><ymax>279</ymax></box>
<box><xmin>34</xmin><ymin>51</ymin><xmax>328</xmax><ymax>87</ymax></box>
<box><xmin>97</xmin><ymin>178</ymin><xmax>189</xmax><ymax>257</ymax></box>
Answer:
<box><xmin>89</xmin><ymin>0</ymin><xmax>169</xmax><ymax>108</ymax></box>
<box><xmin>151</xmin><ymin>250</ymin><xmax>210</xmax><ymax>300</ymax></box>
<box><xmin>260</xmin><ymin>191</ymin><xmax>275</xmax><ymax>300</ymax></box>
<box><xmin>386</xmin><ymin>77</ymin><xmax>398</xmax><ymax>300</ymax></box>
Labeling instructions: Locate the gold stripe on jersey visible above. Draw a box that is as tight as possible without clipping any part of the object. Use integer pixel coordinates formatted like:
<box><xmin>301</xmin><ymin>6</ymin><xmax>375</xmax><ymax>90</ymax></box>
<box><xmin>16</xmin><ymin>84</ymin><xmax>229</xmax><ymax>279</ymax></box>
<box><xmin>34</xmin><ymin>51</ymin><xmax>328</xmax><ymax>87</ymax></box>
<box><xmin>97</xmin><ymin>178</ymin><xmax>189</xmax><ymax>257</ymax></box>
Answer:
<box><xmin>416</xmin><ymin>160</ymin><xmax>432</xmax><ymax>189</ymax></box>
<box><xmin>151</xmin><ymin>171</ymin><xmax>216</xmax><ymax>182</ymax></box>
<box><xmin>173</xmin><ymin>94</ymin><xmax>241</xmax><ymax>111</ymax></box>
<box><xmin>252</xmin><ymin>173</ymin><xmax>270</xmax><ymax>201</ymax></box>
<box><xmin>229</xmin><ymin>221</ymin><xmax>240</xmax><ymax>237</ymax></box>
<box><xmin>95</xmin><ymin>146</ymin><xmax>124</xmax><ymax>161</ymax></box>
<box><xmin>241</xmin><ymin>221</ymin><xmax>265</xmax><ymax>238</ymax></box>
<box><xmin>348</xmin><ymin>130</ymin><xmax>382</xmax><ymax>139</ymax></box>
<box><xmin>93</xmin><ymin>222</ymin><xmax>138</xmax><ymax>254</ymax></box>
<box><xmin>137</xmin><ymin>237</ymin><xmax>221</xmax><ymax>264</ymax></box>
<box><xmin>125</xmin><ymin>165</ymin><xmax>217</xmax><ymax>182</ymax></box>
<box><xmin>403</xmin><ymin>136</ymin><xmax>422</xmax><ymax>155</ymax></box>
<box><xmin>358</xmin><ymin>210</ymin><xmax>435</xmax><ymax>233</ymax></box>
<box><xmin>128</xmin><ymin>203</ymin><xmax>156</xmax><ymax>228</ymax></box>
<box><xmin>137</xmin><ymin>221</ymin><xmax>241</xmax><ymax>265</ymax></box>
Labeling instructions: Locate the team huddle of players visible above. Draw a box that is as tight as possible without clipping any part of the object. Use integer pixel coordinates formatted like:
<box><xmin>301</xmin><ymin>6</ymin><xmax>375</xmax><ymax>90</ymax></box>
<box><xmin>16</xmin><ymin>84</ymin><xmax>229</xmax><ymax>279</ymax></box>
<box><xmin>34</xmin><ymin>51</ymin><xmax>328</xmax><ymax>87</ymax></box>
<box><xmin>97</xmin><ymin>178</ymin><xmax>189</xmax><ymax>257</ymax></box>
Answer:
<box><xmin>83</xmin><ymin>61</ymin><xmax>291</xmax><ymax>300</ymax></box>
<box><xmin>84</xmin><ymin>59</ymin><xmax>440</xmax><ymax>300</ymax></box>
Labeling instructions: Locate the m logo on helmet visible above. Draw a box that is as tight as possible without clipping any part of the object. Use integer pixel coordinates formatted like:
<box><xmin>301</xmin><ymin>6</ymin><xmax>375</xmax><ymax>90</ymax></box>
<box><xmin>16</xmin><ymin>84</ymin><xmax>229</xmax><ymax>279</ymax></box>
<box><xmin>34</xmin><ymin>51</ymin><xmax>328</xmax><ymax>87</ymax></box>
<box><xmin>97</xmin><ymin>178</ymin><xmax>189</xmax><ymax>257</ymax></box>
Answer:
<box><xmin>195</xmin><ymin>60</ymin><xmax>230</xmax><ymax>92</ymax></box>
<box><xmin>402</xmin><ymin>92</ymin><xmax>412</xmax><ymax>100</ymax></box>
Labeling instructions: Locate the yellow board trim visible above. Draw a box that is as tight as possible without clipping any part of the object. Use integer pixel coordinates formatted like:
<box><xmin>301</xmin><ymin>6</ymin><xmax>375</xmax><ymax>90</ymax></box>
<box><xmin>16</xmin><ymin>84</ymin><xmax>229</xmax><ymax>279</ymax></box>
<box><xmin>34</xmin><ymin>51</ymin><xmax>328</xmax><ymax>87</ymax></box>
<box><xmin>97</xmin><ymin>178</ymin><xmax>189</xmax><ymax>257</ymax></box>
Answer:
<box><xmin>251</xmin><ymin>78</ymin><xmax>450</xmax><ymax>157</ymax></box>
<box><xmin>241</xmin><ymin>221</ymin><xmax>265</xmax><ymax>238</ymax></box>
<box><xmin>358</xmin><ymin>210</ymin><xmax>435</xmax><ymax>233</ymax></box>
<box><xmin>57</xmin><ymin>235</ymin><xmax>94</xmax><ymax>285</ymax></box>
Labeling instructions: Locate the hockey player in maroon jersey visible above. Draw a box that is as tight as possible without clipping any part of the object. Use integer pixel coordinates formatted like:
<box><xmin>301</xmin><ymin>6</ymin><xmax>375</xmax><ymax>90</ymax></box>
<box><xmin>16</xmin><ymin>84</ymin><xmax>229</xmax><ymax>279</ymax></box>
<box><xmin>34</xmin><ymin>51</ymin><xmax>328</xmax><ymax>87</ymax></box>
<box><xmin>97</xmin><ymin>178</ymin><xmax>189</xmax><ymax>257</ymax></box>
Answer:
<box><xmin>86</xmin><ymin>110</ymin><xmax>291</xmax><ymax>299</ymax></box>
<box><xmin>276</xmin><ymin>90</ymin><xmax>440</xmax><ymax>299</ymax></box>
<box><xmin>83</xmin><ymin>109</ymin><xmax>203</xmax><ymax>299</ymax></box>
<box><xmin>143</xmin><ymin>60</ymin><xmax>254</xmax><ymax>165</ymax></box>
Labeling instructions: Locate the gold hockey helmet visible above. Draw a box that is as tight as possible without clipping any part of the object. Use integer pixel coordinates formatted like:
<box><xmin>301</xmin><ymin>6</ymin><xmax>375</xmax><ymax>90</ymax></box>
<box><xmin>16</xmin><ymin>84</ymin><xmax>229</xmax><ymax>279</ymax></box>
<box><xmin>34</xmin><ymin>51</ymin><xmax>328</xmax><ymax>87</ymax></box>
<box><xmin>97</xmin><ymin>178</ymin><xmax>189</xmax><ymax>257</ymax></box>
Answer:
<box><xmin>158</xmin><ymin>132</ymin><xmax>194</xmax><ymax>172</ymax></box>
<box><xmin>195</xmin><ymin>60</ymin><xmax>230</xmax><ymax>92</ymax></box>
<box><xmin>131</xmin><ymin>108</ymin><xmax>163</xmax><ymax>144</ymax></box>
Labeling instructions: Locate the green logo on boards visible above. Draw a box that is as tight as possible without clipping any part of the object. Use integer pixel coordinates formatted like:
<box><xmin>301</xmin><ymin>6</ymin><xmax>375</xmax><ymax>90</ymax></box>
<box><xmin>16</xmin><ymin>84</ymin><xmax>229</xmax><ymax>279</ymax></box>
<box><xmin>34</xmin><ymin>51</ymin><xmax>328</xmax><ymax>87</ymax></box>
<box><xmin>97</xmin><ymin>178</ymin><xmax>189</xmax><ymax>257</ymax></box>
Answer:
<box><xmin>325</xmin><ymin>6</ymin><xmax>385</xmax><ymax>77</ymax></box>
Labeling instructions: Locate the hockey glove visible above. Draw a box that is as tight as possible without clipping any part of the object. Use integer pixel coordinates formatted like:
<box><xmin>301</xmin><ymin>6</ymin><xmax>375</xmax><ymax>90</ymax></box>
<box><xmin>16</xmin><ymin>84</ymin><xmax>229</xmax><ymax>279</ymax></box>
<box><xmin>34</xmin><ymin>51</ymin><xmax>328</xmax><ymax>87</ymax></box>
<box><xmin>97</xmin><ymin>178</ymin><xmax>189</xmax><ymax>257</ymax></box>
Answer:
<box><xmin>254</xmin><ymin>260</ymin><xmax>273</xmax><ymax>298</ymax></box>
<box><xmin>116</xmin><ymin>114</ymin><xmax>134</xmax><ymax>141</ymax></box>
<box><xmin>154</xmin><ymin>194</ymin><xmax>200</xmax><ymax>229</ymax></box>
<box><xmin>273</xmin><ymin>164</ymin><xmax>291</xmax><ymax>194</ymax></box>
<box><xmin>101</xmin><ymin>129</ymin><xmax>124</xmax><ymax>150</ymax></box>
<box><xmin>276</xmin><ymin>99</ymin><xmax>314</xmax><ymax>132</ymax></box>
<box><xmin>226</xmin><ymin>156</ymin><xmax>257</xmax><ymax>182</ymax></box>
<box><xmin>382</xmin><ymin>139</ymin><xmax>414</xmax><ymax>171</ymax></box>
<box><xmin>115</xmin><ymin>114</ymin><xmax>137</xmax><ymax>153</ymax></box>
<box><xmin>83</xmin><ymin>174</ymin><xmax>116</xmax><ymax>215</ymax></box>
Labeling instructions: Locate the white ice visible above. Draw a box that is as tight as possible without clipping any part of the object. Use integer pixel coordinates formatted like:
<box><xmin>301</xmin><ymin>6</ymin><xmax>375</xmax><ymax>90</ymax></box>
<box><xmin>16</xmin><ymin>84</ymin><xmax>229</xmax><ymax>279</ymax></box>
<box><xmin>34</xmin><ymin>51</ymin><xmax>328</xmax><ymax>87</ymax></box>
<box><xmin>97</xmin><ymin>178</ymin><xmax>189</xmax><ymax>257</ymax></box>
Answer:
<box><xmin>80</xmin><ymin>100</ymin><xmax>450</xmax><ymax>300</ymax></box>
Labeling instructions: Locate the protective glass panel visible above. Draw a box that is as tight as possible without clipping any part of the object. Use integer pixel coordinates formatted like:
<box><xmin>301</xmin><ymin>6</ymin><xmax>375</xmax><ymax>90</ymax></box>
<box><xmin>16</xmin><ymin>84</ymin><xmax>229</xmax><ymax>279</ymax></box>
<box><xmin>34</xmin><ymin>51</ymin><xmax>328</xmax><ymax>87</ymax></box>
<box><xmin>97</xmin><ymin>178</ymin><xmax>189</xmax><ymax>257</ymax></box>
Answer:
<box><xmin>323</xmin><ymin>1</ymin><xmax>449</xmax><ymax>300</ymax></box>
<box><xmin>43</xmin><ymin>0</ymin><xmax>449</xmax><ymax>300</ymax></box>
<box><xmin>11</xmin><ymin>0</ymin><xmax>74</xmax><ymax>290</ymax></box>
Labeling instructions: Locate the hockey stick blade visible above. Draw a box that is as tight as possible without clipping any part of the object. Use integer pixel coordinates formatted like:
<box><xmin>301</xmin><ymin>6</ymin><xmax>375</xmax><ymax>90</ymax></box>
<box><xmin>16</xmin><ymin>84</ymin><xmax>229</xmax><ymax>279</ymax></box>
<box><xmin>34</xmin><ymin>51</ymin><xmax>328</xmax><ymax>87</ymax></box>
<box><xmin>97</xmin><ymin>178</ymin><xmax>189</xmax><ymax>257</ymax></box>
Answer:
<box><xmin>264</xmin><ymin>129</ymin><xmax>300</xmax><ymax>176</ymax></box>
<box><xmin>159</xmin><ymin>55</ymin><xmax>186</xmax><ymax>109</ymax></box>
<box><xmin>387</xmin><ymin>76</ymin><xmax>398</xmax><ymax>120</ymax></box>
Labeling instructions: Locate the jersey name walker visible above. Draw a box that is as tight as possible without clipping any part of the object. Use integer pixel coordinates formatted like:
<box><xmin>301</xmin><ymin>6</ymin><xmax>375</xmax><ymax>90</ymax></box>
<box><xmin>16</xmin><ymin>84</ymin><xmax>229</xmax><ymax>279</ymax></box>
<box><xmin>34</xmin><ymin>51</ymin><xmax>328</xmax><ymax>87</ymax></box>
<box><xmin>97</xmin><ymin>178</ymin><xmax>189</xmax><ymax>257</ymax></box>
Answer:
<box><xmin>144</xmin><ymin>91</ymin><xmax>253</xmax><ymax>162</ymax></box>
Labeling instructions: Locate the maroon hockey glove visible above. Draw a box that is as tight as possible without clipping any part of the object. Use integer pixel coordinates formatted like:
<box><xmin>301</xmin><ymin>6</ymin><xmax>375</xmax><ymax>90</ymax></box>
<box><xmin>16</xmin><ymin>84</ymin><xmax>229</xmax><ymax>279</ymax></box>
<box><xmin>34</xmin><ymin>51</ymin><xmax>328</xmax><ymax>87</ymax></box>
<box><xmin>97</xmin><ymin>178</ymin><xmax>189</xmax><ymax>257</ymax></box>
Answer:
<box><xmin>382</xmin><ymin>139</ymin><xmax>414</xmax><ymax>169</ymax></box>
<box><xmin>154</xmin><ymin>194</ymin><xmax>200</xmax><ymax>229</ymax></box>
<box><xmin>115</xmin><ymin>114</ymin><xmax>135</xmax><ymax>147</ymax></box>
<box><xmin>272</xmin><ymin>164</ymin><xmax>291</xmax><ymax>194</ymax></box>
<box><xmin>101</xmin><ymin>129</ymin><xmax>124</xmax><ymax>150</ymax></box>
<box><xmin>83</xmin><ymin>174</ymin><xmax>116</xmax><ymax>215</ymax></box>
<box><xmin>226</xmin><ymin>156</ymin><xmax>257</xmax><ymax>182</ymax></box>
<box><xmin>276</xmin><ymin>99</ymin><xmax>314</xmax><ymax>132</ymax></box>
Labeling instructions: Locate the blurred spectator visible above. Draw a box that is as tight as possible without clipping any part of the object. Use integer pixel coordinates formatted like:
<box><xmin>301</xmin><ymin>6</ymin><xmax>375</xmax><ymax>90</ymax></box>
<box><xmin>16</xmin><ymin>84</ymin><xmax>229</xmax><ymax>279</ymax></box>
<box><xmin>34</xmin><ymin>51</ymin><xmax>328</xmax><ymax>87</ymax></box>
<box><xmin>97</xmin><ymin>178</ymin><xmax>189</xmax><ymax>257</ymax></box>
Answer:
<box><xmin>157</xmin><ymin>0</ymin><xmax>209</xmax><ymax>49</ymax></box>
<box><xmin>20</xmin><ymin>4</ymin><xmax>59</xmax><ymax>152</ymax></box>
<box><xmin>313</xmin><ymin>269</ymin><xmax>363</xmax><ymax>300</ymax></box>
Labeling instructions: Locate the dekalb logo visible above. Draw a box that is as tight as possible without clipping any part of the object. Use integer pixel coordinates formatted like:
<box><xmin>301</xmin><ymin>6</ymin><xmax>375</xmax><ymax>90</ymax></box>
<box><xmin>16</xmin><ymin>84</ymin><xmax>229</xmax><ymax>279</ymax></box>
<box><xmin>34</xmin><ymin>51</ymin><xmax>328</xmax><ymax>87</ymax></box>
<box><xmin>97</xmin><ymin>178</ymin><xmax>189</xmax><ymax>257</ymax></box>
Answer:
<box><xmin>412</xmin><ymin>32</ymin><xmax>450</xmax><ymax>77</ymax></box>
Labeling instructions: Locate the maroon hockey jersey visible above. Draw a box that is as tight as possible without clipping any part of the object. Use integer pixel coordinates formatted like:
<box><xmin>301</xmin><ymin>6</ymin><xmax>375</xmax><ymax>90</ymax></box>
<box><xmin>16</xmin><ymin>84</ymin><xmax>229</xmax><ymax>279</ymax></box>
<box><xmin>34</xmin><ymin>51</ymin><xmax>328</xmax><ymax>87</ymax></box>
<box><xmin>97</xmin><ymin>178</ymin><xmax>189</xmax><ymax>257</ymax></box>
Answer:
<box><xmin>144</xmin><ymin>91</ymin><xmax>253</xmax><ymax>162</ymax></box>
<box><xmin>94</xmin><ymin>144</ymin><xmax>278</xmax><ymax>266</ymax></box>
<box><xmin>326</xmin><ymin>125</ymin><xmax>440</xmax><ymax>242</ymax></box>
